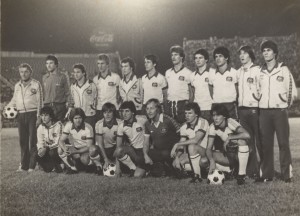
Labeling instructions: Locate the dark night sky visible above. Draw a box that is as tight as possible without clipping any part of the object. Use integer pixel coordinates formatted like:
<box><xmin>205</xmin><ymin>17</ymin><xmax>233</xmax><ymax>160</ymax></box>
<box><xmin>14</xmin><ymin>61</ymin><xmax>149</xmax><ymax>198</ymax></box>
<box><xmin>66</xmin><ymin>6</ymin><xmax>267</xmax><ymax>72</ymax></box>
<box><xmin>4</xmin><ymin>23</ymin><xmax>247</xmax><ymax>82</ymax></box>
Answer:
<box><xmin>1</xmin><ymin>0</ymin><xmax>300</xmax><ymax>72</ymax></box>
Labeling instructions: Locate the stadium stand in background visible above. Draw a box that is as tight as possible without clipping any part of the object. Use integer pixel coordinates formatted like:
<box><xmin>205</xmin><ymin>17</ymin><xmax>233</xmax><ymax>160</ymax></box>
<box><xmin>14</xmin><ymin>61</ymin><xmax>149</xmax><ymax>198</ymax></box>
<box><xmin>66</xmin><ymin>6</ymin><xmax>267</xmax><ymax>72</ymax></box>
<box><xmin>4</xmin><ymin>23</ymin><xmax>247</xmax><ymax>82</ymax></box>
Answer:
<box><xmin>1</xmin><ymin>51</ymin><xmax>121</xmax><ymax>127</ymax></box>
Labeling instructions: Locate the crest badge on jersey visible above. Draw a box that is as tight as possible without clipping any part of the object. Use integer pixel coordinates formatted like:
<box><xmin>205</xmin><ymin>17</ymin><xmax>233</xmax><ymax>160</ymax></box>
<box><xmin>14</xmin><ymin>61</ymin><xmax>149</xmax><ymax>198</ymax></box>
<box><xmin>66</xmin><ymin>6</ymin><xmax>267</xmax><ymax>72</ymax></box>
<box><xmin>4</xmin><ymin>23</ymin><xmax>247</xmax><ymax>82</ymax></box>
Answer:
<box><xmin>52</xmin><ymin>133</ymin><xmax>57</xmax><ymax>137</ymax></box>
<box><xmin>205</xmin><ymin>77</ymin><xmax>209</xmax><ymax>82</ymax></box>
<box><xmin>87</xmin><ymin>89</ymin><xmax>92</xmax><ymax>94</ymax></box>
<box><xmin>179</xmin><ymin>76</ymin><xmax>185</xmax><ymax>81</ymax></box>
<box><xmin>152</xmin><ymin>82</ymin><xmax>158</xmax><ymax>87</ymax></box>
<box><xmin>132</xmin><ymin>85</ymin><xmax>137</xmax><ymax>89</ymax></box>
<box><xmin>81</xmin><ymin>136</ymin><xmax>87</xmax><ymax>140</ymax></box>
<box><xmin>108</xmin><ymin>82</ymin><xmax>115</xmax><ymax>86</ymax></box>
<box><xmin>226</xmin><ymin>76</ymin><xmax>233</xmax><ymax>82</ymax></box>
<box><xmin>161</xmin><ymin>128</ymin><xmax>167</xmax><ymax>133</ymax></box>
<box><xmin>31</xmin><ymin>88</ymin><xmax>37</xmax><ymax>94</ymax></box>
<box><xmin>247</xmin><ymin>78</ymin><xmax>254</xmax><ymax>83</ymax></box>
<box><xmin>277</xmin><ymin>76</ymin><xmax>284</xmax><ymax>82</ymax></box>
<box><xmin>136</xmin><ymin>127</ymin><xmax>142</xmax><ymax>132</ymax></box>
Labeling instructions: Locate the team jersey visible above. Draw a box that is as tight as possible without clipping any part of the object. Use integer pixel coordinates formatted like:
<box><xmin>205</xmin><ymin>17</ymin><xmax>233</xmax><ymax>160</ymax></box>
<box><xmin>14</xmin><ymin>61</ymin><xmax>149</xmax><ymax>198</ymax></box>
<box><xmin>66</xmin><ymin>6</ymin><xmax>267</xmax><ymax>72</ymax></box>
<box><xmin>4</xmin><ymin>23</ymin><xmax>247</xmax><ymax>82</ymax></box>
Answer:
<box><xmin>42</xmin><ymin>71</ymin><xmax>70</xmax><ymax>104</ymax></box>
<box><xmin>119</xmin><ymin>74</ymin><xmax>143</xmax><ymax>110</ymax></box>
<box><xmin>141</xmin><ymin>72</ymin><xmax>168</xmax><ymax>104</ymax></box>
<box><xmin>7</xmin><ymin>79</ymin><xmax>43</xmax><ymax>116</ymax></box>
<box><xmin>209</xmin><ymin>66</ymin><xmax>238</xmax><ymax>103</ymax></box>
<box><xmin>165</xmin><ymin>66</ymin><xmax>192</xmax><ymax>101</ymax></box>
<box><xmin>93</xmin><ymin>71</ymin><xmax>120</xmax><ymax>110</ymax></box>
<box><xmin>117</xmin><ymin>115</ymin><xmax>147</xmax><ymax>149</ymax></box>
<box><xmin>180</xmin><ymin>117</ymin><xmax>209</xmax><ymax>148</ymax></box>
<box><xmin>208</xmin><ymin>118</ymin><xmax>241</xmax><ymax>142</ymax></box>
<box><xmin>69</xmin><ymin>79</ymin><xmax>97</xmax><ymax>116</ymax></box>
<box><xmin>259</xmin><ymin>62</ymin><xmax>297</xmax><ymax>108</ymax></box>
<box><xmin>37</xmin><ymin>121</ymin><xmax>63</xmax><ymax>150</ymax></box>
<box><xmin>190</xmin><ymin>66</ymin><xmax>214</xmax><ymax>111</ymax></box>
<box><xmin>237</xmin><ymin>64</ymin><xmax>261</xmax><ymax>107</ymax></box>
<box><xmin>63</xmin><ymin>121</ymin><xmax>94</xmax><ymax>149</ymax></box>
<box><xmin>144</xmin><ymin>113</ymin><xmax>180</xmax><ymax>150</ymax></box>
<box><xmin>95</xmin><ymin>118</ymin><xmax>122</xmax><ymax>148</ymax></box>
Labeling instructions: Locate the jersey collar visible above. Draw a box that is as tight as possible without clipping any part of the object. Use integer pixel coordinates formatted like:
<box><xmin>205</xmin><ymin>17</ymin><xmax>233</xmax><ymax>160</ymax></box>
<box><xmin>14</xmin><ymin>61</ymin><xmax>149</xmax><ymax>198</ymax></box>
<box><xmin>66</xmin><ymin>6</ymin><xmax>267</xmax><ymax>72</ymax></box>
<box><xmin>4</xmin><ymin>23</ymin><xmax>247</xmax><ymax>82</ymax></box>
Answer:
<box><xmin>98</xmin><ymin>70</ymin><xmax>112</xmax><ymax>80</ymax></box>
<box><xmin>145</xmin><ymin>71</ymin><xmax>159</xmax><ymax>80</ymax></box>
<box><xmin>171</xmin><ymin>65</ymin><xmax>185</xmax><ymax>73</ymax></box>
<box><xmin>123</xmin><ymin>74</ymin><xmax>135</xmax><ymax>84</ymax></box>
<box><xmin>216</xmin><ymin>66</ymin><xmax>231</xmax><ymax>74</ymax></box>
<box><xmin>103</xmin><ymin>118</ymin><xmax>118</xmax><ymax>129</ymax></box>
<box><xmin>196</xmin><ymin>65</ymin><xmax>210</xmax><ymax>75</ymax></box>
<box><xmin>71</xmin><ymin>122</ymin><xmax>85</xmax><ymax>132</ymax></box>
<box><xmin>124</xmin><ymin>117</ymin><xmax>137</xmax><ymax>127</ymax></box>
<box><xmin>186</xmin><ymin>117</ymin><xmax>199</xmax><ymax>130</ymax></box>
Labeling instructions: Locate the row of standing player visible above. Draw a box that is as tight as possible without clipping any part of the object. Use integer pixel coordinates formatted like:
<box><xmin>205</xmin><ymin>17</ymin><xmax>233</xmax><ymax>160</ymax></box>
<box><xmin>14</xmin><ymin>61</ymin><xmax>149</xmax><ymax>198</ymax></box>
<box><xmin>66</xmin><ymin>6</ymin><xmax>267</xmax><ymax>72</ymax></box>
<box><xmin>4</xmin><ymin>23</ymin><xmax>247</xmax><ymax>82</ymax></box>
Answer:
<box><xmin>6</xmin><ymin>40</ymin><xmax>297</xmax><ymax>183</ymax></box>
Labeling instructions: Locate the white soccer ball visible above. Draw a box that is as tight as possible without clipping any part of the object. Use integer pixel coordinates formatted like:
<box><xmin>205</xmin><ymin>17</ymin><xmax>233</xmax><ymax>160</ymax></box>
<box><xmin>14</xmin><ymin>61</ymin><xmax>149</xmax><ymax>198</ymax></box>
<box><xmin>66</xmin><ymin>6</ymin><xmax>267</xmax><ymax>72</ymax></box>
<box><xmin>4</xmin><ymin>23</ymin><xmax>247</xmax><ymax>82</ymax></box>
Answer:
<box><xmin>103</xmin><ymin>163</ymin><xmax>116</xmax><ymax>177</ymax></box>
<box><xmin>3</xmin><ymin>107</ymin><xmax>18</xmax><ymax>119</ymax></box>
<box><xmin>207</xmin><ymin>169</ymin><xmax>225</xmax><ymax>185</ymax></box>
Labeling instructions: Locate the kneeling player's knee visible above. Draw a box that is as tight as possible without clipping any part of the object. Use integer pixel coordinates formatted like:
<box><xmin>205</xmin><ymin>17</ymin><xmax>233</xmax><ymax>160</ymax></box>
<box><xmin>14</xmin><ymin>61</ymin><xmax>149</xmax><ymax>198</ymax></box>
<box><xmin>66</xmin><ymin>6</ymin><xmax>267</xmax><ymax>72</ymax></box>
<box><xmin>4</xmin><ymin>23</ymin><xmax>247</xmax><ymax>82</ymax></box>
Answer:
<box><xmin>80</xmin><ymin>154</ymin><xmax>90</xmax><ymax>165</ymax></box>
<box><xmin>188</xmin><ymin>144</ymin><xmax>198</xmax><ymax>155</ymax></box>
<box><xmin>134</xmin><ymin>168</ymin><xmax>146</xmax><ymax>178</ymax></box>
<box><xmin>72</xmin><ymin>154</ymin><xmax>81</xmax><ymax>160</ymax></box>
<box><xmin>58</xmin><ymin>147</ymin><xmax>64</xmax><ymax>155</ymax></box>
<box><xmin>114</xmin><ymin>147</ymin><xmax>124</xmax><ymax>158</ymax></box>
<box><xmin>238</xmin><ymin>139</ymin><xmax>247</xmax><ymax>146</ymax></box>
<box><xmin>89</xmin><ymin>145</ymin><xmax>99</xmax><ymax>157</ymax></box>
<box><xmin>200</xmin><ymin>157</ymin><xmax>209</xmax><ymax>168</ymax></box>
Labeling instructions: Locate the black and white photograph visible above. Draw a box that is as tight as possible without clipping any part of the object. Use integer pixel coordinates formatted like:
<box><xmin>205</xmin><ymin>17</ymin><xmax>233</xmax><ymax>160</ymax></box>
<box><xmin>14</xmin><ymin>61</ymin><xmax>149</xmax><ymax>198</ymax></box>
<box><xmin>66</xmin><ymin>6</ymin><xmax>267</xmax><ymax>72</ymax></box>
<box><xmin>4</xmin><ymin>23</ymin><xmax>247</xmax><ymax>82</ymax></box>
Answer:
<box><xmin>1</xmin><ymin>0</ymin><xmax>300</xmax><ymax>215</ymax></box>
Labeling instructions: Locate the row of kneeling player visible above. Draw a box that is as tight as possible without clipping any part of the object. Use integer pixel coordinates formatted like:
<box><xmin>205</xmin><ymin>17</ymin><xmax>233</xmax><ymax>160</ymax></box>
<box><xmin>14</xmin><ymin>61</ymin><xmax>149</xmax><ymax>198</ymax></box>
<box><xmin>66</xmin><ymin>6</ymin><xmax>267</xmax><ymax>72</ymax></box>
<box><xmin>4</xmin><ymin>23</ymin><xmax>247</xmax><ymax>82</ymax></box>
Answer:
<box><xmin>35</xmin><ymin>100</ymin><xmax>257</xmax><ymax>185</ymax></box>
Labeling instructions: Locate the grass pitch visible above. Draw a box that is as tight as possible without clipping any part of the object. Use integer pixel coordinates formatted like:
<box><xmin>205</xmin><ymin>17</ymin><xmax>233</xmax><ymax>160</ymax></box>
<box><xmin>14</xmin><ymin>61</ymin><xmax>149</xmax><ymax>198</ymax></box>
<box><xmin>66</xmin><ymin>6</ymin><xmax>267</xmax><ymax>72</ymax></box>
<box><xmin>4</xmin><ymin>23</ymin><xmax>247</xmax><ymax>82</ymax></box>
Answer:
<box><xmin>1</xmin><ymin>119</ymin><xmax>300</xmax><ymax>216</ymax></box>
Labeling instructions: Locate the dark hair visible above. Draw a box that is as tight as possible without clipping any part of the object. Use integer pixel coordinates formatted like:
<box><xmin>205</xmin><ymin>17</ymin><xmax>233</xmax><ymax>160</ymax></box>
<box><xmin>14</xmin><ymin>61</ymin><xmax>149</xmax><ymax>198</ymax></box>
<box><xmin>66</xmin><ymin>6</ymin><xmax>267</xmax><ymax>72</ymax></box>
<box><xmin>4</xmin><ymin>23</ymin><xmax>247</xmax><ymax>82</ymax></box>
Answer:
<box><xmin>185</xmin><ymin>102</ymin><xmax>201</xmax><ymax>117</ymax></box>
<box><xmin>46</xmin><ymin>55</ymin><xmax>58</xmax><ymax>65</ymax></box>
<box><xmin>210</xmin><ymin>104</ymin><xmax>229</xmax><ymax>119</ymax></box>
<box><xmin>238</xmin><ymin>45</ymin><xmax>256</xmax><ymax>62</ymax></box>
<box><xmin>194</xmin><ymin>49</ymin><xmax>209</xmax><ymax>61</ymax></box>
<box><xmin>40</xmin><ymin>106</ymin><xmax>56</xmax><ymax>121</ymax></box>
<box><xmin>260</xmin><ymin>40</ymin><xmax>278</xmax><ymax>58</ymax></box>
<box><xmin>18</xmin><ymin>63</ymin><xmax>33</xmax><ymax>74</ymax></box>
<box><xmin>102</xmin><ymin>102</ymin><xmax>117</xmax><ymax>117</ymax></box>
<box><xmin>73</xmin><ymin>63</ymin><xmax>87</xmax><ymax>78</ymax></box>
<box><xmin>145</xmin><ymin>98</ymin><xmax>162</xmax><ymax>113</ymax></box>
<box><xmin>69</xmin><ymin>108</ymin><xmax>86</xmax><ymax>123</ymax></box>
<box><xmin>144</xmin><ymin>54</ymin><xmax>158</xmax><ymax>67</ymax></box>
<box><xmin>121</xmin><ymin>57</ymin><xmax>136</xmax><ymax>72</ymax></box>
<box><xmin>98</xmin><ymin>54</ymin><xmax>110</xmax><ymax>65</ymax></box>
<box><xmin>170</xmin><ymin>45</ymin><xmax>185</xmax><ymax>62</ymax></box>
<box><xmin>213</xmin><ymin>47</ymin><xmax>230</xmax><ymax>63</ymax></box>
<box><xmin>120</xmin><ymin>101</ymin><xmax>136</xmax><ymax>115</ymax></box>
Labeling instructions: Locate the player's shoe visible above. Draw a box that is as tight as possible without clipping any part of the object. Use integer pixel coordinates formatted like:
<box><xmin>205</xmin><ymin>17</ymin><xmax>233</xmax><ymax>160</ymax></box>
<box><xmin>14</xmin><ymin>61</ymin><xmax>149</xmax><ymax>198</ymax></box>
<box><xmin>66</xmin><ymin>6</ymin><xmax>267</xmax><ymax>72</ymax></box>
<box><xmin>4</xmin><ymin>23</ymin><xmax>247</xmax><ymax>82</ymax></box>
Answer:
<box><xmin>255</xmin><ymin>177</ymin><xmax>273</xmax><ymax>183</ymax></box>
<box><xmin>16</xmin><ymin>166</ymin><xmax>27</xmax><ymax>172</ymax></box>
<box><xmin>28</xmin><ymin>168</ymin><xmax>35</xmax><ymax>172</ymax></box>
<box><xmin>95</xmin><ymin>166</ymin><xmax>103</xmax><ymax>176</ymax></box>
<box><xmin>236</xmin><ymin>175</ymin><xmax>246</xmax><ymax>185</ymax></box>
<box><xmin>284</xmin><ymin>178</ymin><xmax>293</xmax><ymax>183</ymax></box>
<box><xmin>189</xmin><ymin>174</ymin><xmax>203</xmax><ymax>183</ymax></box>
<box><xmin>54</xmin><ymin>164</ymin><xmax>63</xmax><ymax>173</ymax></box>
<box><xmin>66</xmin><ymin>167</ymin><xmax>78</xmax><ymax>174</ymax></box>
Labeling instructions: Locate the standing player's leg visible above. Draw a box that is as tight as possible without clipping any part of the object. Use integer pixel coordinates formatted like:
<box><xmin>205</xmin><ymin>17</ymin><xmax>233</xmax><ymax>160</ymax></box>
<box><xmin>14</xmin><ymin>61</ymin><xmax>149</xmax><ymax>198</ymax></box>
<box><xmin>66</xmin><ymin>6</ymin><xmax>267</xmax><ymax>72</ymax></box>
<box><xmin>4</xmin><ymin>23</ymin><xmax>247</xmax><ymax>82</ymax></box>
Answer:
<box><xmin>28</xmin><ymin>112</ymin><xmax>37</xmax><ymax>171</ymax></box>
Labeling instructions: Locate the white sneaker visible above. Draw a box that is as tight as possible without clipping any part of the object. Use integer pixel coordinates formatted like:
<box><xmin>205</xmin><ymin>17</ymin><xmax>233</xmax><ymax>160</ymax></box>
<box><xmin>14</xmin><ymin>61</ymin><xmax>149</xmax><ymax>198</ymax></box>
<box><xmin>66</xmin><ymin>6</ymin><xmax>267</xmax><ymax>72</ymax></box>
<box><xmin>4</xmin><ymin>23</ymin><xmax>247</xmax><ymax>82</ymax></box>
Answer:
<box><xmin>28</xmin><ymin>168</ymin><xmax>35</xmax><ymax>172</ymax></box>
<box><xmin>16</xmin><ymin>165</ymin><xmax>27</xmax><ymax>172</ymax></box>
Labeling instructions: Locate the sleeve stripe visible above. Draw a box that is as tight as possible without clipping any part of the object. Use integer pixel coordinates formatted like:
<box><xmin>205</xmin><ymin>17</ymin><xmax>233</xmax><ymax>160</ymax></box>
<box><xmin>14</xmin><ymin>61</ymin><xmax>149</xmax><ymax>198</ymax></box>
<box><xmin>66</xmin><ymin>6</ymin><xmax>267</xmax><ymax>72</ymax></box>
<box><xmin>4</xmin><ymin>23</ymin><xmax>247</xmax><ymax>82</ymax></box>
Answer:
<box><xmin>63</xmin><ymin>132</ymin><xmax>69</xmax><ymax>135</ymax></box>
<box><xmin>86</xmin><ymin>137</ymin><xmax>93</xmax><ymax>140</ymax></box>
<box><xmin>208</xmin><ymin>135</ymin><xmax>215</xmax><ymax>138</ymax></box>
<box><xmin>117</xmin><ymin>135</ymin><xmax>123</xmax><ymax>137</ymax></box>
<box><xmin>96</xmin><ymin>133</ymin><xmax>103</xmax><ymax>136</ymax></box>
<box><xmin>197</xmin><ymin>129</ymin><xmax>206</xmax><ymax>135</ymax></box>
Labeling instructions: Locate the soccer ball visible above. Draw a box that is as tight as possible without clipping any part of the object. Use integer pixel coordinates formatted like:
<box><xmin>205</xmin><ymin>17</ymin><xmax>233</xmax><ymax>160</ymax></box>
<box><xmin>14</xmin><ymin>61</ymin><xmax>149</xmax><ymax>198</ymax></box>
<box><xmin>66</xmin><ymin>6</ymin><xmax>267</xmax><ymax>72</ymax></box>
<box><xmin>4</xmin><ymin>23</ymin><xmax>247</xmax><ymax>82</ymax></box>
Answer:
<box><xmin>103</xmin><ymin>163</ymin><xmax>116</xmax><ymax>177</ymax></box>
<box><xmin>207</xmin><ymin>169</ymin><xmax>225</xmax><ymax>185</ymax></box>
<box><xmin>3</xmin><ymin>107</ymin><xmax>18</xmax><ymax>119</ymax></box>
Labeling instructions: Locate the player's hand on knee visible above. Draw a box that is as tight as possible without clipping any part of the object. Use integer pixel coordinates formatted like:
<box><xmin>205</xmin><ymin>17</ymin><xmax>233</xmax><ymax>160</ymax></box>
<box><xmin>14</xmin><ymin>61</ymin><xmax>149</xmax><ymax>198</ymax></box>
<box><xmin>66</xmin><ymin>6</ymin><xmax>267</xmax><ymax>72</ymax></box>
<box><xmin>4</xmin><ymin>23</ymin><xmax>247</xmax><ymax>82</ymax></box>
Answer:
<box><xmin>144</xmin><ymin>155</ymin><xmax>153</xmax><ymax>165</ymax></box>
<box><xmin>170</xmin><ymin>144</ymin><xmax>178</xmax><ymax>158</ymax></box>
<box><xmin>38</xmin><ymin>147</ymin><xmax>47</xmax><ymax>157</ymax></box>
<box><xmin>209</xmin><ymin>160</ymin><xmax>216</xmax><ymax>174</ymax></box>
